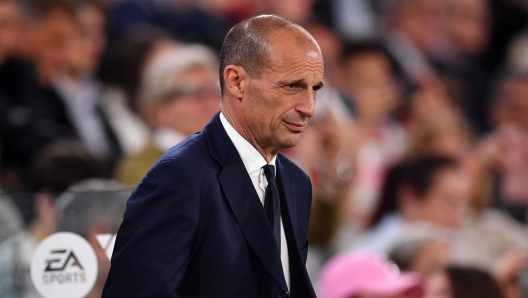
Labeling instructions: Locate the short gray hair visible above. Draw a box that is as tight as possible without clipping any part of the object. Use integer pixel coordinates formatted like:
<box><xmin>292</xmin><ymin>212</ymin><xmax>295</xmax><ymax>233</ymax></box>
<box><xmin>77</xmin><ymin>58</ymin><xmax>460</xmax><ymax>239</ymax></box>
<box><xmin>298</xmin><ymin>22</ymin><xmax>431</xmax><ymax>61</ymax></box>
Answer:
<box><xmin>139</xmin><ymin>43</ymin><xmax>218</xmax><ymax>112</ymax></box>
<box><xmin>219</xmin><ymin>14</ymin><xmax>299</xmax><ymax>97</ymax></box>
<box><xmin>54</xmin><ymin>179</ymin><xmax>132</xmax><ymax>238</ymax></box>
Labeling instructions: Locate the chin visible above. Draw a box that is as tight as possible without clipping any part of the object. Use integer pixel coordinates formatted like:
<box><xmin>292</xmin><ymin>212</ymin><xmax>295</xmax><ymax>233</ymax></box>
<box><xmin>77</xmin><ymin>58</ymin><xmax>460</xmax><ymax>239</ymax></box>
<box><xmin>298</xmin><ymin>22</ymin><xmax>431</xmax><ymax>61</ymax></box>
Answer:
<box><xmin>278</xmin><ymin>136</ymin><xmax>301</xmax><ymax>149</ymax></box>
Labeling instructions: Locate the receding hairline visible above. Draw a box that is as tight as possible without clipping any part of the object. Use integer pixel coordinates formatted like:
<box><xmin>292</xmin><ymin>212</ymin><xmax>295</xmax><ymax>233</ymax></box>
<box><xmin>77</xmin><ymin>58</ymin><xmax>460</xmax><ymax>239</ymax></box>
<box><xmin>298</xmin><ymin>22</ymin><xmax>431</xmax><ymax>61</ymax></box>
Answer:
<box><xmin>219</xmin><ymin>14</ymin><xmax>321</xmax><ymax>97</ymax></box>
<box><xmin>240</xmin><ymin>15</ymin><xmax>321</xmax><ymax>57</ymax></box>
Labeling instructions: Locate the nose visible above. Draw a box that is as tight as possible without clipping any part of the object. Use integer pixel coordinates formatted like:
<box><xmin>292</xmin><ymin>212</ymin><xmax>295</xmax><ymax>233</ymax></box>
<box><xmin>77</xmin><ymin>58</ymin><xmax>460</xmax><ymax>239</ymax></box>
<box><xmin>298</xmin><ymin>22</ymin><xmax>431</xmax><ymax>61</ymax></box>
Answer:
<box><xmin>295</xmin><ymin>90</ymin><xmax>315</xmax><ymax>118</ymax></box>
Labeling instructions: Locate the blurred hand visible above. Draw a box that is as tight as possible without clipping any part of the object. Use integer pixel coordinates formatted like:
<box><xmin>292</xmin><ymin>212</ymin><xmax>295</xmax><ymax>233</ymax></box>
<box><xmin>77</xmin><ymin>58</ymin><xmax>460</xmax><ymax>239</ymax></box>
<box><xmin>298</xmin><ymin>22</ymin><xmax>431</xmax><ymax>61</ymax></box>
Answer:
<box><xmin>493</xmin><ymin>247</ymin><xmax>528</xmax><ymax>298</ymax></box>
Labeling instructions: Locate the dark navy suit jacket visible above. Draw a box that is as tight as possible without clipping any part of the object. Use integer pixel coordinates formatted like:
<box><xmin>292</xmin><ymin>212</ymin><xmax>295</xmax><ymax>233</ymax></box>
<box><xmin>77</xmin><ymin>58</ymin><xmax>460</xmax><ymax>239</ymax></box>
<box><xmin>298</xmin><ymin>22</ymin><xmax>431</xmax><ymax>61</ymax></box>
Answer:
<box><xmin>102</xmin><ymin>113</ymin><xmax>316</xmax><ymax>297</ymax></box>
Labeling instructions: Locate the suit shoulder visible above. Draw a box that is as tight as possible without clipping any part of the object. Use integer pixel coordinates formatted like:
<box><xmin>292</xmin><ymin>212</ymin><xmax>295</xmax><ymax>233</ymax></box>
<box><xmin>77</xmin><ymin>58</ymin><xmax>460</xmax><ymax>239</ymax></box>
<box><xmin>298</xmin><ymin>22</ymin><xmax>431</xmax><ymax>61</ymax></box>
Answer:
<box><xmin>135</xmin><ymin>132</ymin><xmax>212</xmax><ymax>191</ymax></box>
<box><xmin>154</xmin><ymin>131</ymin><xmax>210</xmax><ymax>167</ymax></box>
<box><xmin>277</xmin><ymin>153</ymin><xmax>310</xmax><ymax>182</ymax></box>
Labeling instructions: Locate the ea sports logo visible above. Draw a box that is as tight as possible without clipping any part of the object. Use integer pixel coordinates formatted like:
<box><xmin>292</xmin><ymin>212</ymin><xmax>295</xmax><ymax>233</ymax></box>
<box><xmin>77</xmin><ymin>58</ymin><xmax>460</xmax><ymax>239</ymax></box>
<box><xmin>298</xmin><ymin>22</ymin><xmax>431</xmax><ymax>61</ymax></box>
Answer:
<box><xmin>31</xmin><ymin>232</ymin><xmax>98</xmax><ymax>298</ymax></box>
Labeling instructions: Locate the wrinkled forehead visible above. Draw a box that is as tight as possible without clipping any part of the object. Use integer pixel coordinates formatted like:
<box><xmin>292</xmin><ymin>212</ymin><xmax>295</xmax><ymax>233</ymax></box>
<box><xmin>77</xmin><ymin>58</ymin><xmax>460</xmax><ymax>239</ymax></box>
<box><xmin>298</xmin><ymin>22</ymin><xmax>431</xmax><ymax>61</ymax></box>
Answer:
<box><xmin>264</xmin><ymin>27</ymin><xmax>323</xmax><ymax>65</ymax></box>
<box><xmin>268</xmin><ymin>26</ymin><xmax>321</xmax><ymax>53</ymax></box>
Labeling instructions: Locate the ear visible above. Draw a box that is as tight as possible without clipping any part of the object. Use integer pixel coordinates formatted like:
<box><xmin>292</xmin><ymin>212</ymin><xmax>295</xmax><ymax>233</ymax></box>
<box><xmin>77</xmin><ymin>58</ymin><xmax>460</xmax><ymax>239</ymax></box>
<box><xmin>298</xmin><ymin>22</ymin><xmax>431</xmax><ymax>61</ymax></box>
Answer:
<box><xmin>223</xmin><ymin>65</ymin><xmax>248</xmax><ymax>99</ymax></box>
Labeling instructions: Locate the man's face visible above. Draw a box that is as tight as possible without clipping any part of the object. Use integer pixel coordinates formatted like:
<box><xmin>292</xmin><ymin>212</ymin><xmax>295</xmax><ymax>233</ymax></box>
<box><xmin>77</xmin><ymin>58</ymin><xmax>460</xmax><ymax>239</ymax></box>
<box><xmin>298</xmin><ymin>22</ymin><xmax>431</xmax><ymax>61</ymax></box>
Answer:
<box><xmin>241</xmin><ymin>30</ymin><xmax>324</xmax><ymax>154</ymax></box>
<box><xmin>30</xmin><ymin>9</ymin><xmax>78</xmax><ymax>81</ymax></box>
<box><xmin>415</xmin><ymin>168</ymin><xmax>470</xmax><ymax>228</ymax></box>
<box><xmin>69</xmin><ymin>4</ymin><xmax>106</xmax><ymax>74</ymax></box>
<box><xmin>152</xmin><ymin>65</ymin><xmax>219</xmax><ymax>135</ymax></box>
<box><xmin>0</xmin><ymin>0</ymin><xmax>23</xmax><ymax>61</ymax></box>
<box><xmin>344</xmin><ymin>52</ymin><xmax>400</xmax><ymax>122</ymax></box>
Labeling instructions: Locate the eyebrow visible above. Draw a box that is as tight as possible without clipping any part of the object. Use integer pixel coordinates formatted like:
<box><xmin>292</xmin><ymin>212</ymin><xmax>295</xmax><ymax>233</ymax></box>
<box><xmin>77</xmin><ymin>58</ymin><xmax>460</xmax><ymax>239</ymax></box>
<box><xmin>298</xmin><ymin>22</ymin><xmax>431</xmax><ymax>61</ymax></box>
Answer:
<box><xmin>283</xmin><ymin>79</ymin><xmax>325</xmax><ymax>89</ymax></box>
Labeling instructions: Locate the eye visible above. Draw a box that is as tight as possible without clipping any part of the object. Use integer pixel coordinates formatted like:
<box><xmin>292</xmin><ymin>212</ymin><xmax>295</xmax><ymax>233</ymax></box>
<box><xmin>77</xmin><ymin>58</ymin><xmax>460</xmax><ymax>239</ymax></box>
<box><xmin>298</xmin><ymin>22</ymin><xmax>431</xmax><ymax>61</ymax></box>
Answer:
<box><xmin>312</xmin><ymin>86</ymin><xmax>321</xmax><ymax>92</ymax></box>
<box><xmin>283</xmin><ymin>83</ymin><xmax>300</xmax><ymax>93</ymax></box>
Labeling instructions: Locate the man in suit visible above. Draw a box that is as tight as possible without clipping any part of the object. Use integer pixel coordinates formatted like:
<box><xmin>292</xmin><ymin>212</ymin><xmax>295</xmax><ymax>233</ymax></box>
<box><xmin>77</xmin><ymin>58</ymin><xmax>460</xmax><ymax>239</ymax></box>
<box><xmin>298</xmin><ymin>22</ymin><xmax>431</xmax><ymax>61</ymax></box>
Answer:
<box><xmin>103</xmin><ymin>14</ymin><xmax>324</xmax><ymax>298</ymax></box>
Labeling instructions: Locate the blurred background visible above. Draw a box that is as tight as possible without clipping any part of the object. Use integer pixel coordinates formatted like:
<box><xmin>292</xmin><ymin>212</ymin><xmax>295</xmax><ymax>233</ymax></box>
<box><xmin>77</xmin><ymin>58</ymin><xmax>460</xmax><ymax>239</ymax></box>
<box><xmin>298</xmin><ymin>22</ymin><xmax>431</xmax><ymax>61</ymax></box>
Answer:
<box><xmin>1</xmin><ymin>0</ymin><xmax>528</xmax><ymax>297</ymax></box>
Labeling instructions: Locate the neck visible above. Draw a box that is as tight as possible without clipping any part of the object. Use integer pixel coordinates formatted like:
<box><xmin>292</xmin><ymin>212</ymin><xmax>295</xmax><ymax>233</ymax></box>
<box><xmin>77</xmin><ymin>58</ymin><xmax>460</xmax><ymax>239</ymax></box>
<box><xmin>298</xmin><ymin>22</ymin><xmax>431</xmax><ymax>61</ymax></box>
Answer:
<box><xmin>220</xmin><ymin>106</ymin><xmax>277</xmax><ymax>163</ymax></box>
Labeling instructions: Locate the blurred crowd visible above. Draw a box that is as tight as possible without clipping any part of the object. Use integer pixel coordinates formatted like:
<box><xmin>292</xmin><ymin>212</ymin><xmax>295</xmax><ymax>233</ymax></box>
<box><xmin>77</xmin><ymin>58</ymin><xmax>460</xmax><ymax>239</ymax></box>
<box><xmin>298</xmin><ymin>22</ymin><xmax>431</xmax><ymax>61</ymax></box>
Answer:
<box><xmin>0</xmin><ymin>0</ymin><xmax>528</xmax><ymax>297</ymax></box>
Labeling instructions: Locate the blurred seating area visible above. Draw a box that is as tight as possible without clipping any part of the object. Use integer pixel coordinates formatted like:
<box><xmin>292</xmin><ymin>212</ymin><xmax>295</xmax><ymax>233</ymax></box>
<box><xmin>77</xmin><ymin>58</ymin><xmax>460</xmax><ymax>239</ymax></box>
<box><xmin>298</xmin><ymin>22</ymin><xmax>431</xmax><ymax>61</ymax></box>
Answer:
<box><xmin>0</xmin><ymin>0</ymin><xmax>528</xmax><ymax>297</ymax></box>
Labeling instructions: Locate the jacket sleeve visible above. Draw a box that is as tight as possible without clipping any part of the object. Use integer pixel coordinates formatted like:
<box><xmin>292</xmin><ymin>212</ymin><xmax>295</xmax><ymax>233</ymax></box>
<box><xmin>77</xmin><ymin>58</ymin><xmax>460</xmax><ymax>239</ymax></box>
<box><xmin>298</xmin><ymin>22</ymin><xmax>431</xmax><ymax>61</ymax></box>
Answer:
<box><xmin>102</xmin><ymin>159</ymin><xmax>199</xmax><ymax>297</ymax></box>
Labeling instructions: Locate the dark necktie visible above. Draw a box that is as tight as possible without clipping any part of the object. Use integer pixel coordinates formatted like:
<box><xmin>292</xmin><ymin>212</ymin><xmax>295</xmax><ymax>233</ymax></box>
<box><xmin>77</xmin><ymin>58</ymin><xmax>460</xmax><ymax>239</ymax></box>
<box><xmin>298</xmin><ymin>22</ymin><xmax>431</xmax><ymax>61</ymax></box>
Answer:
<box><xmin>263</xmin><ymin>164</ymin><xmax>281</xmax><ymax>252</ymax></box>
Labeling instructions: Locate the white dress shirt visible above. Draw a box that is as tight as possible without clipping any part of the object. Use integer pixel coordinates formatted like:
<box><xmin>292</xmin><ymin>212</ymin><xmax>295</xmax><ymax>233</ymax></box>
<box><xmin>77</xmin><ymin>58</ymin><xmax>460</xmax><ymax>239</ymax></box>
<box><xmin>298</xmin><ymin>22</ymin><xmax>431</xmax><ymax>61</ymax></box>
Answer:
<box><xmin>220</xmin><ymin>112</ymin><xmax>290</xmax><ymax>290</ymax></box>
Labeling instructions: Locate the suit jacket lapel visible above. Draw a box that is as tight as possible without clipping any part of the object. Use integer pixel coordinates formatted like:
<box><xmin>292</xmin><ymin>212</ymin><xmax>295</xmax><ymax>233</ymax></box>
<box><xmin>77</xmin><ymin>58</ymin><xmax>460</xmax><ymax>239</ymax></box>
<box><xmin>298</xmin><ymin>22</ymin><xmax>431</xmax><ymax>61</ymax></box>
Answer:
<box><xmin>276</xmin><ymin>157</ymin><xmax>317</xmax><ymax>297</ymax></box>
<box><xmin>204</xmin><ymin>113</ymin><xmax>287</xmax><ymax>290</ymax></box>
<box><xmin>276</xmin><ymin>158</ymin><xmax>297</xmax><ymax>235</ymax></box>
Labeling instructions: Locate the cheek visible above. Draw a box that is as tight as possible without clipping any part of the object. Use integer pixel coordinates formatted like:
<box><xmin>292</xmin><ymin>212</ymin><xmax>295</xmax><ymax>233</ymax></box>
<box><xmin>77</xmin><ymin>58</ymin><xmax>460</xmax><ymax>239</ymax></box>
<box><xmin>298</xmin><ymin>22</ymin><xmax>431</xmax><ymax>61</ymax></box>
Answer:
<box><xmin>420</xmin><ymin>197</ymin><xmax>449</xmax><ymax>221</ymax></box>
<box><xmin>245</xmin><ymin>94</ymin><xmax>277</xmax><ymax>124</ymax></box>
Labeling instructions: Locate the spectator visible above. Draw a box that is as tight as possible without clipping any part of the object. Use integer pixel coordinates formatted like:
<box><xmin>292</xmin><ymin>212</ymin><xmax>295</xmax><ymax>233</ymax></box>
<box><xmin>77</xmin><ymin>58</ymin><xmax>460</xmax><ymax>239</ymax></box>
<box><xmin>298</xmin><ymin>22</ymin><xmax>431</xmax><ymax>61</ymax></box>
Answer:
<box><xmin>0</xmin><ymin>0</ymin><xmax>104</xmax><ymax>191</ymax></box>
<box><xmin>115</xmin><ymin>43</ymin><xmax>219</xmax><ymax>186</ymax></box>
<box><xmin>332</xmin><ymin>0</ymin><xmax>379</xmax><ymax>41</ymax></box>
<box><xmin>383</xmin><ymin>0</ymin><xmax>450</xmax><ymax>96</ymax></box>
<box><xmin>0</xmin><ymin>140</ymin><xmax>104</xmax><ymax>297</ymax></box>
<box><xmin>53</xmin><ymin>0</ymin><xmax>122</xmax><ymax>170</ymax></box>
<box><xmin>0</xmin><ymin>0</ymin><xmax>24</xmax><ymax>64</ymax></box>
<box><xmin>487</xmin><ymin>77</ymin><xmax>528</xmax><ymax>221</ymax></box>
<box><xmin>54</xmin><ymin>178</ymin><xmax>130</xmax><ymax>298</ymax></box>
<box><xmin>446</xmin><ymin>266</ymin><xmax>505</xmax><ymax>298</ymax></box>
<box><xmin>0</xmin><ymin>0</ymin><xmax>72</xmax><ymax>191</ymax></box>
<box><xmin>404</xmin><ymin>97</ymin><xmax>528</xmax><ymax>298</ymax></box>
<box><xmin>389</xmin><ymin>230</ymin><xmax>452</xmax><ymax>275</ymax></box>
<box><xmin>97</xmin><ymin>26</ymin><xmax>174</xmax><ymax>157</ymax></box>
<box><xmin>106</xmin><ymin>0</ymin><xmax>234</xmax><ymax>52</ymax></box>
<box><xmin>318</xmin><ymin>252</ymin><xmax>424</xmax><ymax>298</ymax></box>
<box><xmin>440</xmin><ymin>0</ymin><xmax>492</xmax><ymax>133</ymax></box>
<box><xmin>340</xmin><ymin>42</ymin><xmax>408</xmax><ymax>223</ymax></box>
<box><xmin>388</xmin><ymin>230</ymin><xmax>453</xmax><ymax>298</ymax></box>
<box><xmin>349</xmin><ymin>154</ymin><xmax>470</xmax><ymax>255</ymax></box>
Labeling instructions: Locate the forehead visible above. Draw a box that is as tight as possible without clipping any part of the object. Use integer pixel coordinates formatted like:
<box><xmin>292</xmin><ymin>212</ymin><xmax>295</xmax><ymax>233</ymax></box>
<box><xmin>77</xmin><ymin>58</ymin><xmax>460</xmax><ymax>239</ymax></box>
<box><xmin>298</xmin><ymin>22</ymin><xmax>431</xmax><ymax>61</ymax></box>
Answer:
<box><xmin>263</xmin><ymin>29</ymin><xmax>323</xmax><ymax>75</ymax></box>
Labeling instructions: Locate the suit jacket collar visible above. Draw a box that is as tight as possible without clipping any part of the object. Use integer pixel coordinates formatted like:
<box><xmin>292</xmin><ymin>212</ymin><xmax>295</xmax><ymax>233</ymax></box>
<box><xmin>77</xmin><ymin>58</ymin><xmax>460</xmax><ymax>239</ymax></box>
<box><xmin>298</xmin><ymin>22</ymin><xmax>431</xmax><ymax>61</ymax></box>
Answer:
<box><xmin>204</xmin><ymin>112</ymin><xmax>289</xmax><ymax>290</ymax></box>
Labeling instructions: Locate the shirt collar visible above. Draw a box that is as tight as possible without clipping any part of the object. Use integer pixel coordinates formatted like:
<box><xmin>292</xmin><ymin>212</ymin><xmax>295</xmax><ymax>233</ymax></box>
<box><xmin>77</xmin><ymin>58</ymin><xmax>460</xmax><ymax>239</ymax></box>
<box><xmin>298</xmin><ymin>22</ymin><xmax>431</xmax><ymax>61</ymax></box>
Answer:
<box><xmin>220</xmin><ymin>112</ymin><xmax>276</xmax><ymax>174</ymax></box>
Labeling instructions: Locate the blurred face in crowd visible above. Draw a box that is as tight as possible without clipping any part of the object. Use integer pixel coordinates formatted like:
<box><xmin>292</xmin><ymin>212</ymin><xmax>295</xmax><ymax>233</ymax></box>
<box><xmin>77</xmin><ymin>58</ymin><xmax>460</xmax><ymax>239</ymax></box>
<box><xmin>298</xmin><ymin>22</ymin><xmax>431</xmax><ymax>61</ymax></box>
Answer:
<box><xmin>223</xmin><ymin>27</ymin><xmax>324</xmax><ymax>160</ymax></box>
<box><xmin>0</xmin><ymin>0</ymin><xmax>23</xmax><ymax>63</ymax></box>
<box><xmin>29</xmin><ymin>8</ymin><xmax>78</xmax><ymax>83</ymax></box>
<box><xmin>496</xmin><ymin>80</ymin><xmax>528</xmax><ymax>129</ymax></box>
<box><xmin>69</xmin><ymin>3</ymin><xmax>106</xmax><ymax>76</ymax></box>
<box><xmin>151</xmin><ymin>65</ymin><xmax>219</xmax><ymax>135</ymax></box>
<box><xmin>343</xmin><ymin>51</ymin><xmax>399</xmax><ymax>124</ymax></box>
<box><xmin>403</xmin><ymin>168</ymin><xmax>470</xmax><ymax>228</ymax></box>
<box><xmin>448</xmin><ymin>0</ymin><xmax>489</xmax><ymax>55</ymax></box>
<box><xmin>393</xmin><ymin>0</ymin><xmax>449</xmax><ymax>55</ymax></box>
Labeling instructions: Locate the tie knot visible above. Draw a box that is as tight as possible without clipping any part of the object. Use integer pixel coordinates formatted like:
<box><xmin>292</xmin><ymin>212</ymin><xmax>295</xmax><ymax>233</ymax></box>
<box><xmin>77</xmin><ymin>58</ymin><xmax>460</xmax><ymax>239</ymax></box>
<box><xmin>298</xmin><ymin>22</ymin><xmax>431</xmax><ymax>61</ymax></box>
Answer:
<box><xmin>262</xmin><ymin>164</ymin><xmax>276</xmax><ymax>184</ymax></box>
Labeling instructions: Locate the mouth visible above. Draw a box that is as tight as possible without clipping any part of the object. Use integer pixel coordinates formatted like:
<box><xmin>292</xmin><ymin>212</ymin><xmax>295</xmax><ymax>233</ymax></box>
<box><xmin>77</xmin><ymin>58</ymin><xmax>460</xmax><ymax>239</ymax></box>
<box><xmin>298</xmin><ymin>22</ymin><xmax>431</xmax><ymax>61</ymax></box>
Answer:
<box><xmin>283</xmin><ymin>120</ymin><xmax>307</xmax><ymax>133</ymax></box>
